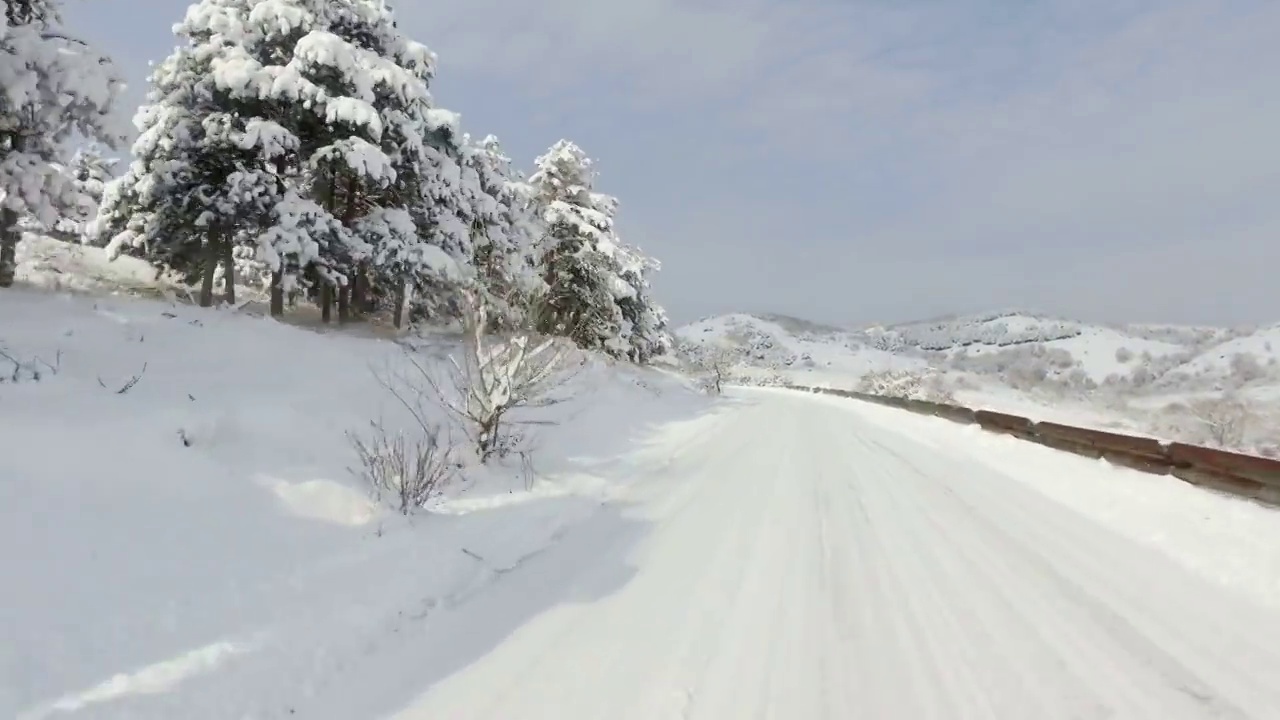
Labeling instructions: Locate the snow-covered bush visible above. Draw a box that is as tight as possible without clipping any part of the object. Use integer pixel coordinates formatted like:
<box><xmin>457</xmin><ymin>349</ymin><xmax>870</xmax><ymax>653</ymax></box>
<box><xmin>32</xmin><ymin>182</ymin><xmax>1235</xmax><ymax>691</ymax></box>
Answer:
<box><xmin>1149</xmin><ymin>394</ymin><xmax>1254</xmax><ymax>450</ymax></box>
<box><xmin>1228</xmin><ymin>353</ymin><xmax>1266</xmax><ymax>384</ymax></box>
<box><xmin>1114</xmin><ymin>346</ymin><xmax>1133</xmax><ymax>363</ymax></box>
<box><xmin>857</xmin><ymin>369</ymin><xmax>956</xmax><ymax>404</ymax></box>
<box><xmin>1188</xmin><ymin>394</ymin><xmax>1252</xmax><ymax>448</ymax></box>
<box><xmin>866</xmin><ymin>312</ymin><xmax>1082</xmax><ymax>352</ymax></box>
<box><xmin>948</xmin><ymin>342</ymin><xmax>1077</xmax><ymax>391</ymax></box>
<box><xmin>414</xmin><ymin>291</ymin><xmax>580</xmax><ymax>461</ymax></box>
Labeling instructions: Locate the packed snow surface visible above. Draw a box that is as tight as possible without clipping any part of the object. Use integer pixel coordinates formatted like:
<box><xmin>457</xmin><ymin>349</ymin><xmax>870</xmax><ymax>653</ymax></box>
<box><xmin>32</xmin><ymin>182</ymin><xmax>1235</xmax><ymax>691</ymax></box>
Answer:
<box><xmin>7</xmin><ymin>290</ymin><xmax>1280</xmax><ymax>718</ymax></box>
<box><xmin>388</xmin><ymin>388</ymin><xmax>1280</xmax><ymax>719</ymax></box>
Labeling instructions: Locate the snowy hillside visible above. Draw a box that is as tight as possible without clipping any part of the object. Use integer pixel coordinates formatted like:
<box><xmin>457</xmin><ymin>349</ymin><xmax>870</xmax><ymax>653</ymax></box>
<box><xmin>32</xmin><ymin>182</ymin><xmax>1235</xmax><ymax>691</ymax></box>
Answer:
<box><xmin>676</xmin><ymin>310</ymin><xmax>1280</xmax><ymax>455</ymax></box>
<box><xmin>1</xmin><ymin>285</ymin><xmax>705</xmax><ymax>719</ymax></box>
<box><xmin>675</xmin><ymin>312</ymin><xmax>923</xmax><ymax>385</ymax></box>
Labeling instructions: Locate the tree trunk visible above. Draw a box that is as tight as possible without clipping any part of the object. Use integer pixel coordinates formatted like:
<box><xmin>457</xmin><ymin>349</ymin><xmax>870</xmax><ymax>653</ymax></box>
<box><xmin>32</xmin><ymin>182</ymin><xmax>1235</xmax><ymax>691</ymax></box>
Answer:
<box><xmin>320</xmin><ymin>283</ymin><xmax>332</xmax><ymax>323</ymax></box>
<box><xmin>198</xmin><ymin>235</ymin><xmax>218</xmax><ymax>307</ymax></box>
<box><xmin>393</xmin><ymin>280</ymin><xmax>406</xmax><ymax>329</ymax></box>
<box><xmin>350</xmin><ymin>265</ymin><xmax>366</xmax><ymax>317</ymax></box>
<box><xmin>337</xmin><ymin>282</ymin><xmax>350</xmax><ymax>323</ymax></box>
<box><xmin>221</xmin><ymin>237</ymin><xmax>236</xmax><ymax>305</ymax></box>
<box><xmin>270</xmin><ymin>271</ymin><xmax>284</xmax><ymax>317</ymax></box>
<box><xmin>0</xmin><ymin>207</ymin><xmax>19</xmax><ymax>288</ymax></box>
<box><xmin>338</xmin><ymin>175</ymin><xmax>359</xmax><ymax>323</ymax></box>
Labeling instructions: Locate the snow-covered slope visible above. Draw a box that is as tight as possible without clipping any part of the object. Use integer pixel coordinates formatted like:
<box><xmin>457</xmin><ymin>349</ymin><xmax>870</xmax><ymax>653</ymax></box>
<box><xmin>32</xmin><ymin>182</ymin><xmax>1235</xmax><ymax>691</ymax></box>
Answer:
<box><xmin>678</xmin><ymin>309</ymin><xmax>1275</xmax><ymax>388</ymax></box>
<box><xmin>676</xmin><ymin>310</ymin><xmax>1280</xmax><ymax>454</ymax></box>
<box><xmin>1</xmin><ymin>286</ymin><xmax>706</xmax><ymax>719</ymax></box>
<box><xmin>674</xmin><ymin>312</ymin><xmax>923</xmax><ymax>385</ymax></box>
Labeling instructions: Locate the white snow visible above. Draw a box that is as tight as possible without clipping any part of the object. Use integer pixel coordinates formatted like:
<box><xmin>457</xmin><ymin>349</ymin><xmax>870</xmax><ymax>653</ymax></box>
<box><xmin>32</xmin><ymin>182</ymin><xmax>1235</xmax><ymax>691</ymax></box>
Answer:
<box><xmin>676</xmin><ymin>310</ymin><xmax>1280</xmax><ymax>455</ymax></box>
<box><xmin>16</xmin><ymin>234</ymin><xmax>164</xmax><ymax>297</ymax></box>
<box><xmin>387</xmin><ymin>387</ymin><xmax>1280</xmax><ymax>718</ymax></box>
<box><xmin>7</xmin><ymin>285</ymin><xmax>1280</xmax><ymax>717</ymax></box>
<box><xmin>1039</xmin><ymin>326</ymin><xmax>1184</xmax><ymax>382</ymax></box>
<box><xmin>1172</xmin><ymin>324</ymin><xmax>1280</xmax><ymax>376</ymax></box>
<box><xmin>676</xmin><ymin>312</ymin><xmax>921</xmax><ymax>381</ymax></box>
<box><xmin>0</xmin><ymin>286</ymin><xmax>705</xmax><ymax>719</ymax></box>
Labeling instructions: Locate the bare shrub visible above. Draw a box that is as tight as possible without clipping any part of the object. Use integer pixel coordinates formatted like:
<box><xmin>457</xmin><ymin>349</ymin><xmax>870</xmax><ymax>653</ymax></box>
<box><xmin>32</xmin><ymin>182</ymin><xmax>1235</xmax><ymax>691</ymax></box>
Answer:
<box><xmin>399</xmin><ymin>290</ymin><xmax>579</xmax><ymax>462</ymax></box>
<box><xmin>1229</xmin><ymin>353</ymin><xmax>1265</xmax><ymax>384</ymax></box>
<box><xmin>1114</xmin><ymin>346</ymin><xmax>1133</xmax><ymax>363</ymax></box>
<box><xmin>1188</xmin><ymin>394</ymin><xmax>1252</xmax><ymax>448</ymax></box>
<box><xmin>348</xmin><ymin>419</ymin><xmax>456</xmax><ymax>514</ymax></box>
<box><xmin>858</xmin><ymin>369</ymin><xmax>956</xmax><ymax>403</ymax></box>
<box><xmin>697</xmin><ymin>346</ymin><xmax>735</xmax><ymax>394</ymax></box>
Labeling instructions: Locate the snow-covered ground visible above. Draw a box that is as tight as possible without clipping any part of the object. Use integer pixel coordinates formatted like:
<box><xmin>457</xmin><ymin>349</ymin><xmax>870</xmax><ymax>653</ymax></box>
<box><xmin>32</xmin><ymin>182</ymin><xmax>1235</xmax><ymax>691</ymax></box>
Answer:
<box><xmin>15</xmin><ymin>233</ymin><xmax>171</xmax><ymax>299</ymax></box>
<box><xmin>389</xmin><ymin>388</ymin><xmax>1280</xmax><ymax>718</ymax></box>
<box><xmin>7</xmin><ymin>241</ymin><xmax>1280</xmax><ymax>718</ymax></box>
<box><xmin>1</xmin><ymin>284</ymin><xmax>708</xmax><ymax>719</ymax></box>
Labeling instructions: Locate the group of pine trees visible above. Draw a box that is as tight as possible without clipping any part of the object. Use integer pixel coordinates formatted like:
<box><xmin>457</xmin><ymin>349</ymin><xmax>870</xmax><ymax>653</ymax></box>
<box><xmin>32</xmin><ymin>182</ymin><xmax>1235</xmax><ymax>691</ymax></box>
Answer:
<box><xmin>1</xmin><ymin>0</ymin><xmax>669</xmax><ymax>362</ymax></box>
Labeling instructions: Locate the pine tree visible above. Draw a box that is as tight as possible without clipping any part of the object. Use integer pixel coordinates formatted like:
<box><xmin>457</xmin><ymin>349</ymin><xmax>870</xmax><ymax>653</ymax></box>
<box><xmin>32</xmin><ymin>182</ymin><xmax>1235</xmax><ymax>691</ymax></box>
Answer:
<box><xmin>223</xmin><ymin>0</ymin><xmax>478</xmax><ymax>324</ymax></box>
<box><xmin>0</xmin><ymin>0</ymin><xmax>123</xmax><ymax>286</ymax></box>
<box><xmin>95</xmin><ymin>0</ymin><xmax>479</xmax><ymax>317</ymax></box>
<box><xmin>396</xmin><ymin>109</ymin><xmax>479</xmax><ymax>327</ymax></box>
<box><xmin>47</xmin><ymin>145</ymin><xmax>116</xmax><ymax>240</ymax></box>
<box><xmin>464</xmin><ymin>134</ymin><xmax>542</xmax><ymax>330</ymax></box>
<box><xmin>610</xmin><ymin>242</ymin><xmax>671</xmax><ymax>362</ymax></box>
<box><xmin>527</xmin><ymin>140</ymin><xmax>625</xmax><ymax>350</ymax></box>
<box><xmin>91</xmin><ymin>0</ymin><xmax>311</xmax><ymax>307</ymax></box>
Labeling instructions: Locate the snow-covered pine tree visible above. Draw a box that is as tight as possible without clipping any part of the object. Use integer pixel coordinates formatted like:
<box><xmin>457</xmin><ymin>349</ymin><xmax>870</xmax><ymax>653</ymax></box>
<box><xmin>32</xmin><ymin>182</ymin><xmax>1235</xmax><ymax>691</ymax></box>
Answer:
<box><xmin>91</xmin><ymin>0</ymin><xmax>317</xmax><ymax>307</ymax></box>
<box><xmin>526</xmin><ymin>140</ymin><xmax>626</xmax><ymax>351</ymax></box>
<box><xmin>0</xmin><ymin>0</ymin><xmax>123</xmax><ymax>286</ymax></box>
<box><xmin>229</xmin><ymin>0</ymin><xmax>478</xmax><ymax>324</ymax></box>
<box><xmin>47</xmin><ymin>145</ymin><xmax>116</xmax><ymax>241</ymax></box>
<box><xmin>609</xmin><ymin>241</ymin><xmax>671</xmax><ymax>363</ymax></box>
<box><xmin>97</xmin><ymin>0</ymin><xmax>478</xmax><ymax>317</ymax></box>
<box><xmin>394</xmin><ymin>109</ymin><xmax>479</xmax><ymax>327</ymax></box>
<box><xmin>464</xmin><ymin>134</ymin><xmax>543</xmax><ymax>330</ymax></box>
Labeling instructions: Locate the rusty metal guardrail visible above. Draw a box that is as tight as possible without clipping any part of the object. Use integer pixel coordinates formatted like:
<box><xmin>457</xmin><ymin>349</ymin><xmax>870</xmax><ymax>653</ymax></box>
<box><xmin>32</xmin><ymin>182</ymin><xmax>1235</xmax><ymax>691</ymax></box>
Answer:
<box><xmin>786</xmin><ymin>385</ymin><xmax>1280</xmax><ymax>508</ymax></box>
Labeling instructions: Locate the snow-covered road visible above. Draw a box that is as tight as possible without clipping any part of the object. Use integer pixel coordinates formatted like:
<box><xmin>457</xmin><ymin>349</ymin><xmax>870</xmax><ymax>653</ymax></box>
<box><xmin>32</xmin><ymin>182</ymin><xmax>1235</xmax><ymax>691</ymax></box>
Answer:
<box><xmin>392</xmin><ymin>388</ymin><xmax>1280</xmax><ymax>719</ymax></box>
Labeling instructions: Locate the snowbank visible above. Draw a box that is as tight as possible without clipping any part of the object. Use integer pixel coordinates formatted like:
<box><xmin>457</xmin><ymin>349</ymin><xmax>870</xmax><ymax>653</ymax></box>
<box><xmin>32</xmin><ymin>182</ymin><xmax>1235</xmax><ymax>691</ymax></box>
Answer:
<box><xmin>0</xmin><ymin>287</ymin><xmax>707</xmax><ymax>719</ymax></box>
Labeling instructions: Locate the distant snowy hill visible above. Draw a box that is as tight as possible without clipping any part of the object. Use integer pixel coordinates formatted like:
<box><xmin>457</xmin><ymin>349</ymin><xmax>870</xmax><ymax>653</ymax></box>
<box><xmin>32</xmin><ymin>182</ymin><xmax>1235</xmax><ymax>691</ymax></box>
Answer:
<box><xmin>675</xmin><ymin>310</ymin><xmax>1280</xmax><ymax>455</ymax></box>
<box><xmin>676</xmin><ymin>309</ymin><xmax>1258</xmax><ymax>386</ymax></box>
<box><xmin>674</xmin><ymin>312</ymin><xmax>924</xmax><ymax>386</ymax></box>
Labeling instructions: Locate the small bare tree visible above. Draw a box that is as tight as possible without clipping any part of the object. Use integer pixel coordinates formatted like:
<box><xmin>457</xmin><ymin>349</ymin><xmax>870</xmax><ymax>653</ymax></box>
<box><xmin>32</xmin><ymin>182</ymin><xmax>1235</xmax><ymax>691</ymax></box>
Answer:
<box><xmin>697</xmin><ymin>346</ymin><xmax>734</xmax><ymax>394</ymax></box>
<box><xmin>1188</xmin><ymin>394</ymin><xmax>1251</xmax><ymax>448</ymax></box>
<box><xmin>412</xmin><ymin>290</ymin><xmax>579</xmax><ymax>461</ymax></box>
<box><xmin>348</xmin><ymin>419</ymin><xmax>456</xmax><ymax>514</ymax></box>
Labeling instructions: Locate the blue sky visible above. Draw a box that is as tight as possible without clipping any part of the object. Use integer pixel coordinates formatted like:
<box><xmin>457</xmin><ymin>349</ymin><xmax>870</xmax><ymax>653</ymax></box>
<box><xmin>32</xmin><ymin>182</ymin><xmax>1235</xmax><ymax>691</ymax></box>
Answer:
<box><xmin>64</xmin><ymin>0</ymin><xmax>1280</xmax><ymax>327</ymax></box>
